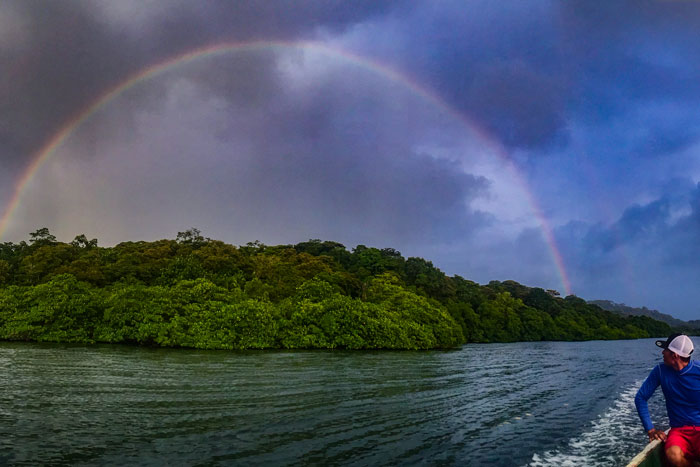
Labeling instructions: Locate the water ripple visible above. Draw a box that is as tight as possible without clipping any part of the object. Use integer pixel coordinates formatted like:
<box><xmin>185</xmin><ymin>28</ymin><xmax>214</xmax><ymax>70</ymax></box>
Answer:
<box><xmin>1</xmin><ymin>340</ymin><xmax>666</xmax><ymax>466</ymax></box>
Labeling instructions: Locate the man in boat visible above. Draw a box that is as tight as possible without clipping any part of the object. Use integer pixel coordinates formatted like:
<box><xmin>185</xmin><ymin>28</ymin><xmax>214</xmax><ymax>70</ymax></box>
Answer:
<box><xmin>635</xmin><ymin>333</ymin><xmax>700</xmax><ymax>467</ymax></box>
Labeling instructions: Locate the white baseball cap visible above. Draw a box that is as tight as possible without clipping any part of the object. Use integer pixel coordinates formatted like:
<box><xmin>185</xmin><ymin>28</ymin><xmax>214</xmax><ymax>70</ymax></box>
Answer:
<box><xmin>656</xmin><ymin>333</ymin><xmax>694</xmax><ymax>358</ymax></box>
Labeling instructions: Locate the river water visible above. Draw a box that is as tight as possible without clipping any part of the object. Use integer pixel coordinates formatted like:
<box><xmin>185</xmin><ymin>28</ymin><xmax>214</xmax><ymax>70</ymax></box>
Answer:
<box><xmin>0</xmin><ymin>339</ymin><xmax>671</xmax><ymax>466</ymax></box>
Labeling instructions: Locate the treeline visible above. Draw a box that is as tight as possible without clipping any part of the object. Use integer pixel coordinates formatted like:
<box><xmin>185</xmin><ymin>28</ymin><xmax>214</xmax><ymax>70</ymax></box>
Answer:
<box><xmin>0</xmin><ymin>228</ymin><xmax>671</xmax><ymax>350</ymax></box>
<box><xmin>590</xmin><ymin>299</ymin><xmax>700</xmax><ymax>333</ymax></box>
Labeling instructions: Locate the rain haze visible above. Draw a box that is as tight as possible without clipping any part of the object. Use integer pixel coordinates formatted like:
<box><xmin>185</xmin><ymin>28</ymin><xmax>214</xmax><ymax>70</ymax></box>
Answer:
<box><xmin>2</xmin><ymin>1</ymin><xmax>700</xmax><ymax>320</ymax></box>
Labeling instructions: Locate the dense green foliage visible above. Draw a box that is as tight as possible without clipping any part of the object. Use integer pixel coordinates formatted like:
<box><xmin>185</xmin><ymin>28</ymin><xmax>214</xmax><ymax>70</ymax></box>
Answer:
<box><xmin>0</xmin><ymin>229</ymin><xmax>671</xmax><ymax>350</ymax></box>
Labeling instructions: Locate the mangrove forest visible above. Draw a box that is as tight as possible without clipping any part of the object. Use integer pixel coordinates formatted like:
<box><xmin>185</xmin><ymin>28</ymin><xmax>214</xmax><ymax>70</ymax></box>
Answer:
<box><xmin>0</xmin><ymin>228</ymin><xmax>671</xmax><ymax>350</ymax></box>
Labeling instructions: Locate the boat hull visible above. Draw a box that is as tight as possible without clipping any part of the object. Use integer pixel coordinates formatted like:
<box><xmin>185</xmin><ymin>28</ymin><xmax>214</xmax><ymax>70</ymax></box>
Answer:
<box><xmin>627</xmin><ymin>438</ymin><xmax>700</xmax><ymax>467</ymax></box>
<box><xmin>626</xmin><ymin>439</ymin><xmax>663</xmax><ymax>467</ymax></box>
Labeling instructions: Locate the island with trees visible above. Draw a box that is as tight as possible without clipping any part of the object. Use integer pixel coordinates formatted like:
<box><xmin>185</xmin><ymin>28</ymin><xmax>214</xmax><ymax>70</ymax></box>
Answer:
<box><xmin>0</xmin><ymin>228</ymin><xmax>671</xmax><ymax>350</ymax></box>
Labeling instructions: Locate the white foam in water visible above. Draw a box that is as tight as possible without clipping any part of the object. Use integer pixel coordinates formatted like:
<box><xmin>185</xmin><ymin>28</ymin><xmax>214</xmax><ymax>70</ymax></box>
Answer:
<box><xmin>527</xmin><ymin>383</ymin><xmax>643</xmax><ymax>467</ymax></box>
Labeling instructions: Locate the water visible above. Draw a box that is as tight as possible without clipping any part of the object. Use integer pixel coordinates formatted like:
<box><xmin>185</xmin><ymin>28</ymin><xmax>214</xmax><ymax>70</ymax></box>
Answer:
<box><xmin>0</xmin><ymin>339</ymin><xmax>669</xmax><ymax>466</ymax></box>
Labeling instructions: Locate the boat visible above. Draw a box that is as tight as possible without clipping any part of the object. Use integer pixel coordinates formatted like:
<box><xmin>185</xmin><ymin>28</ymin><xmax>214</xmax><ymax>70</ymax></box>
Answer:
<box><xmin>625</xmin><ymin>438</ymin><xmax>664</xmax><ymax>467</ymax></box>
<box><xmin>626</xmin><ymin>431</ymin><xmax>700</xmax><ymax>467</ymax></box>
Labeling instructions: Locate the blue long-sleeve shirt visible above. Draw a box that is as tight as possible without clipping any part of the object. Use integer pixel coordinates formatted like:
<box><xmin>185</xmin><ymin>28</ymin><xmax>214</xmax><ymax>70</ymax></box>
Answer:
<box><xmin>635</xmin><ymin>360</ymin><xmax>700</xmax><ymax>432</ymax></box>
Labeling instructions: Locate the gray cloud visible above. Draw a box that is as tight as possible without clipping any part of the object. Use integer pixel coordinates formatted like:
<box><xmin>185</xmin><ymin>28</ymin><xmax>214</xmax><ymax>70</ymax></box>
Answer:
<box><xmin>3</xmin><ymin>0</ymin><xmax>700</xmax><ymax>321</ymax></box>
<box><xmin>0</xmin><ymin>0</ymin><xmax>406</xmax><ymax>172</ymax></box>
<box><xmin>463</xmin><ymin>60</ymin><xmax>568</xmax><ymax>149</ymax></box>
<box><xmin>555</xmin><ymin>182</ymin><xmax>700</xmax><ymax>318</ymax></box>
<box><xmin>5</xmin><ymin>47</ymin><xmax>492</xmax><ymax>255</ymax></box>
<box><xmin>383</xmin><ymin>1</ymin><xmax>570</xmax><ymax>150</ymax></box>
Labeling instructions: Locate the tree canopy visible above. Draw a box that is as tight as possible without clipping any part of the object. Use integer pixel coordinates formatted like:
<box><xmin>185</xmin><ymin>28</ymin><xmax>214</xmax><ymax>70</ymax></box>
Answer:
<box><xmin>0</xmin><ymin>229</ymin><xmax>672</xmax><ymax>350</ymax></box>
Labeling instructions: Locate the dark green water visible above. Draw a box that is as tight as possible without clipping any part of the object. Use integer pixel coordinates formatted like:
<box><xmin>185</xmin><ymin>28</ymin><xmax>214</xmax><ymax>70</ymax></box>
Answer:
<box><xmin>0</xmin><ymin>339</ymin><xmax>669</xmax><ymax>466</ymax></box>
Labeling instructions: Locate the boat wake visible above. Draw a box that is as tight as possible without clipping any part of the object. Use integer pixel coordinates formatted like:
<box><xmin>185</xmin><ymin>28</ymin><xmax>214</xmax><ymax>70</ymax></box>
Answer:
<box><xmin>527</xmin><ymin>383</ymin><xmax>647</xmax><ymax>467</ymax></box>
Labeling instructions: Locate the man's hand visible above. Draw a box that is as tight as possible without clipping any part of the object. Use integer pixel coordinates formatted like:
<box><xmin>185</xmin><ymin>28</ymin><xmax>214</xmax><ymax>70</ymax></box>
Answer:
<box><xmin>647</xmin><ymin>428</ymin><xmax>667</xmax><ymax>442</ymax></box>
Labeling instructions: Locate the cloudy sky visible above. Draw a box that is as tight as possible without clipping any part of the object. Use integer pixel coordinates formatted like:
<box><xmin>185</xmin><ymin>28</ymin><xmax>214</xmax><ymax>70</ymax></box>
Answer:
<box><xmin>2</xmin><ymin>0</ymin><xmax>700</xmax><ymax>320</ymax></box>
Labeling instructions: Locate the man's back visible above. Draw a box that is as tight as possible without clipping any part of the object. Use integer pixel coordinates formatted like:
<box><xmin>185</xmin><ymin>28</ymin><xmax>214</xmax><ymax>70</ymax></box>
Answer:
<box><xmin>653</xmin><ymin>361</ymin><xmax>700</xmax><ymax>427</ymax></box>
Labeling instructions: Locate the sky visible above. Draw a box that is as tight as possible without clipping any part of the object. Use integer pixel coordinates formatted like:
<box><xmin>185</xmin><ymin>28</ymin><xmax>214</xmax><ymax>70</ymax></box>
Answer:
<box><xmin>2</xmin><ymin>0</ymin><xmax>700</xmax><ymax>320</ymax></box>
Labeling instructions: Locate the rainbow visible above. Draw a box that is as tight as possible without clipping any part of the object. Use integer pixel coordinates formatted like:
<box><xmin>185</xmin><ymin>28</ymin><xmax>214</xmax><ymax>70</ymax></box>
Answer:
<box><xmin>0</xmin><ymin>40</ymin><xmax>572</xmax><ymax>295</ymax></box>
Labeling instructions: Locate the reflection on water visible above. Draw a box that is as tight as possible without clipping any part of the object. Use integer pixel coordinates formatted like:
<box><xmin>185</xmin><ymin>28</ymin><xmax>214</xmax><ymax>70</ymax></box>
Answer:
<box><xmin>0</xmin><ymin>339</ymin><xmax>666</xmax><ymax>466</ymax></box>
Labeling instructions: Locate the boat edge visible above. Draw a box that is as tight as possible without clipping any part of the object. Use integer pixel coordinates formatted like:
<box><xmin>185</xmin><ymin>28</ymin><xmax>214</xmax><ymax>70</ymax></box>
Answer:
<box><xmin>625</xmin><ymin>438</ymin><xmax>663</xmax><ymax>467</ymax></box>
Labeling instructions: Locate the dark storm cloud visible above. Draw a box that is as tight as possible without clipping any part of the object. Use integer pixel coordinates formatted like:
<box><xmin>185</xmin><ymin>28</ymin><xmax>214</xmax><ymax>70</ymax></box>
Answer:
<box><xmin>5</xmin><ymin>0</ymin><xmax>698</xmax><ymax>169</ymax></box>
<box><xmin>557</xmin><ymin>0</ymin><xmax>700</xmax><ymax>140</ymax></box>
<box><xmin>187</xmin><ymin>58</ymin><xmax>494</xmax><ymax>247</ymax></box>
<box><xmin>463</xmin><ymin>60</ymin><xmax>568</xmax><ymax>149</ymax></box>
<box><xmin>554</xmin><ymin>182</ymin><xmax>700</xmax><ymax>318</ymax></box>
<box><xmin>589</xmin><ymin>199</ymin><xmax>672</xmax><ymax>253</ymax></box>
<box><xmin>354</xmin><ymin>0</ymin><xmax>700</xmax><ymax>152</ymax></box>
<box><xmin>559</xmin><ymin>182</ymin><xmax>695</xmax><ymax>261</ymax></box>
<box><xmin>635</xmin><ymin>125</ymin><xmax>699</xmax><ymax>159</ymax></box>
<box><xmin>665</xmin><ymin>183</ymin><xmax>700</xmax><ymax>265</ymax></box>
<box><xmin>227</xmin><ymin>141</ymin><xmax>492</xmax><ymax>247</ymax></box>
<box><xmin>1</xmin><ymin>1</ymin><xmax>129</xmax><ymax>169</ymax></box>
<box><xmin>4</xmin><ymin>0</ymin><xmax>700</xmax><ymax>319</ymax></box>
<box><xmin>0</xmin><ymin>0</ymin><xmax>405</xmax><ymax>172</ymax></box>
<box><xmin>5</xmin><ymin>33</ymin><xmax>494</xmax><ymax>251</ymax></box>
<box><xmin>384</xmin><ymin>1</ymin><xmax>570</xmax><ymax>150</ymax></box>
<box><xmin>200</xmin><ymin>0</ymin><xmax>405</xmax><ymax>39</ymax></box>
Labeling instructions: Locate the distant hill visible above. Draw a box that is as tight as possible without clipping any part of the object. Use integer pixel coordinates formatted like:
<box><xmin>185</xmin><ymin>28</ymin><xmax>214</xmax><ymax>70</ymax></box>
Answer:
<box><xmin>590</xmin><ymin>300</ymin><xmax>699</xmax><ymax>331</ymax></box>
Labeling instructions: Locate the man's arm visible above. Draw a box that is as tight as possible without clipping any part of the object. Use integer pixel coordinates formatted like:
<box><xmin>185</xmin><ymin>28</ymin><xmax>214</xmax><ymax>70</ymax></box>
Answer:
<box><xmin>635</xmin><ymin>365</ymin><xmax>662</xmax><ymax>437</ymax></box>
